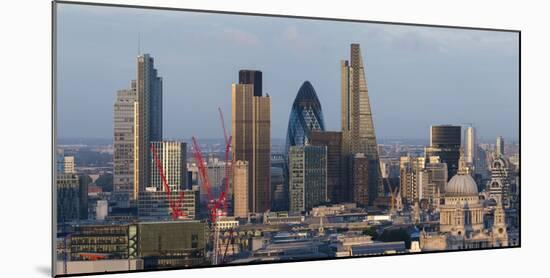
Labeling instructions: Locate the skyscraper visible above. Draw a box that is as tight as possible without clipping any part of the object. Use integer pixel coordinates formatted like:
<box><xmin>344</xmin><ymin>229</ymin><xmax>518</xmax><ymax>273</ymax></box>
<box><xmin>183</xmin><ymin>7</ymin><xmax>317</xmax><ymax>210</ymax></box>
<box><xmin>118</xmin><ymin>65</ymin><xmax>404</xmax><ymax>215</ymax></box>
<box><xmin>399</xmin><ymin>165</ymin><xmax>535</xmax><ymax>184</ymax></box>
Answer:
<box><xmin>134</xmin><ymin>54</ymin><xmax>163</xmax><ymax>200</ymax></box>
<box><xmin>426</xmin><ymin>125</ymin><xmax>461</xmax><ymax>181</ymax></box>
<box><xmin>114</xmin><ymin>85</ymin><xmax>136</xmax><ymax>197</ymax></box>
<box><xmin>232</xmin><ymin>72</ymin><xmax>271</xmax><ymax>213</ymax></box>
<box><xmin>309</xmin><ymin>131</ymin><xmax>342</xmax><ymax>203</ymax></box>
<box><xmin>464</xmin><ymin>126</ymin><xmax>476</xmax><ymax>165</ymax></box>
<box><xmin>341</xmin><ymin>43</ymin><xmax>383</xmax><ymax>205</ymax></box>
<box><xmin>285</xmin><ymin>81</ymin><xmax>325</xmax><ymax>155</ymax></box>
<box><xmin>239</xmin><ymin>70</ymin><xmax>263</xmax><ymax>97</ymax></box>
<box><xmin>149</xmin><ymin>141</ymin><xmax>187</xmax><ymax>192</ymax></box>
<box><xmin>233</xmin><ymin>160</ymin><xmax>249</xmax><ymax>218</ymax></box>
<box><xmin>289</xmin><ymin>145</ymin><xmax>327</xmax><ymax>213</ymax></box>
<box><xmin>496</xmin><ymin>136</ymin><xmax>505</xmax><ymax>157</ymax></box>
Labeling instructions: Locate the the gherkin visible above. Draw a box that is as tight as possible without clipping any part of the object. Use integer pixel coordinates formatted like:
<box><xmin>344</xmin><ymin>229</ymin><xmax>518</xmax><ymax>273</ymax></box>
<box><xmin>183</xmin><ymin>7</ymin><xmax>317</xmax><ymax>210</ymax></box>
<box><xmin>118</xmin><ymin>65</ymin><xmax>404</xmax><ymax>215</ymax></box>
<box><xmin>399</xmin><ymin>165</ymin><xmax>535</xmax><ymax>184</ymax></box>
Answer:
<box><xmin>285</xmin><ymin>81</ymin><xmax>326</xmax><ymax>155</ymax></box>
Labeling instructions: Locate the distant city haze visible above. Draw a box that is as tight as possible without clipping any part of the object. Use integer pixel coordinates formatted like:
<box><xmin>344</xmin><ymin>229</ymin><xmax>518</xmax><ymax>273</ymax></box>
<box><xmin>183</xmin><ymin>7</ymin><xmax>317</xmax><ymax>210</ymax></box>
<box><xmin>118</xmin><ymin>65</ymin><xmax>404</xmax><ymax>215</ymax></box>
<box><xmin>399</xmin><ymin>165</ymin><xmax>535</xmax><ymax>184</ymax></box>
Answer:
<box><xmin>56</xmin><ymin>4</ymin><xmax>519</xmax><ymax>142</ymax></box>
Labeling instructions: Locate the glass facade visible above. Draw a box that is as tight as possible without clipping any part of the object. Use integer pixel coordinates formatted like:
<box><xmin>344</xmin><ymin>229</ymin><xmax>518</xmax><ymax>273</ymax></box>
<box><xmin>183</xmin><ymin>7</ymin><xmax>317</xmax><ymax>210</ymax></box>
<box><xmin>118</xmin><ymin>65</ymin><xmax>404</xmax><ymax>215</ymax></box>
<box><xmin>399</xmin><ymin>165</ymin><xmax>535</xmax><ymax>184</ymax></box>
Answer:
<box><xmin>285</xmin><ymin>81</ymin><xmax>326</xmax><ymax>156</ymax></box>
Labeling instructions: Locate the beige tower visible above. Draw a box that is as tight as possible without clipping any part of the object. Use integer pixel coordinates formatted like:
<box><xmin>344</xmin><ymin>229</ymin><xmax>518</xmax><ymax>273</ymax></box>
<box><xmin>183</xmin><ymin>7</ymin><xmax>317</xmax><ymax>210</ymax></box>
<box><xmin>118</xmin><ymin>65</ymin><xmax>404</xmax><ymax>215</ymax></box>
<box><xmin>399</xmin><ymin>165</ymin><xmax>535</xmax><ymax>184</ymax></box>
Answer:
<box><xmin>114</xmin><ymin>86</ymin><xmax>136</xmax><ymax>197</ymax></box>
<box><xmin>341</xmin><ymin>43</ymin><xmax>383</xmax><ymax>205</ymax></box>
<box><xmin>232</xmin><ymin>83</ymin><xmax>271</xmax><ymax>213</ymax></box>
<box><xmin>233</xmin><ymin>160</ymin><xmax>249</xmax><ymax>218</ymax></box>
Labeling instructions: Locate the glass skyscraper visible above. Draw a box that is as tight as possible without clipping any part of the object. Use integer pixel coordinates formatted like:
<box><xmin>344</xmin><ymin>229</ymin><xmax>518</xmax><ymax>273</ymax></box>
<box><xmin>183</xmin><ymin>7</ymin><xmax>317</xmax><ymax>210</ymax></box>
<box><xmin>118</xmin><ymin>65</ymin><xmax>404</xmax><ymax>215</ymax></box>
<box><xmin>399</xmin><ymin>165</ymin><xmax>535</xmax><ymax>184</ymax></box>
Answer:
<box><xmin>285</xmin><ymin>81</ymin><xmax>326</xmax><ymax>155</ymax></box>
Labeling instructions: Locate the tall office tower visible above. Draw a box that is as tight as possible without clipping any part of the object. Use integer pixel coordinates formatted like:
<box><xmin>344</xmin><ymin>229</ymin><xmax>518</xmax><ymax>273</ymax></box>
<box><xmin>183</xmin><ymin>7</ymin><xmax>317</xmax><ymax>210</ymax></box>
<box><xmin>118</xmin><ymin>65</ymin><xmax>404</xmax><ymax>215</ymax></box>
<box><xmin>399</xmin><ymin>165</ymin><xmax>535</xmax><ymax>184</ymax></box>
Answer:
<box><xmin>134</xmin><ymin>54</ymin><xmax>163</xmax><ymax>200</ymax></box>
<box><xmin>426</xmin><ymin>125</ymin><xmax>461</xmax><ymax>181</ymax></box>
<box><xmin>464</xmin><ymin>126</ymin><xmax>476</xmax><ymax>165</ymax></box>
<box><xmin>289</xmin><ymin>145</ymin><xmax>327</xmax><ymax>213</ymax></box>
<box><xmin>341</xmin><ymin>43</ymin><xmax>383</xmax><ymax>205</ymax></box>
<box><xmin>285</xmin><ymin>81</ymin><xmax>326</xmax><ymax>154</ymax></box>
<box><xmin>57</xmin><ymin>173</ymin><xmax>80</xmax><ymax>223</ymax></box>
<box><xmin>114</xmin><ymin>86</ymin><xmax>137</xmax><ymax>197</ymax></box>
<box><xmin>309</xmin><ymin>131</ymin><xmax>342</xmax><ymax>203</ymax></box>
<box><xmin>149</xmin><ymin>141</ymin><xmax>187</xmax><ymax>192</ymax></box>
<box><xmin>496</xmin><ymin>136</ymin><xmax>505</xmax><ymax>157</ymax></box>
<box><xmin>239</xmin><ymin>70</ymin><xmax>263</xmax><ymax>97</ymax></box>
<box><xmin>233</xmin><ymin>160</ymin><xmax>249</xmax><ymax>218</ymax></box>
<box><xmin>232</xmin><ymin>77</ymin><xmax>271</xmax><ymax>213</ymax></box>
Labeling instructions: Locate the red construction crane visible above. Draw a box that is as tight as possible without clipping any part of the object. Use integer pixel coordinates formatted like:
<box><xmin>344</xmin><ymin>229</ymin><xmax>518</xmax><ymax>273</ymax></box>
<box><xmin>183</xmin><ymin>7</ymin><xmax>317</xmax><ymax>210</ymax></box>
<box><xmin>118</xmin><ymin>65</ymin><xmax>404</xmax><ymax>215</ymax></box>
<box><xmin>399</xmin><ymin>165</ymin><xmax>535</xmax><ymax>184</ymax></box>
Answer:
<box><xmin>151</xmin><ymin>143</ymin><xmax>187</xmax><ymax>220</ymax></box>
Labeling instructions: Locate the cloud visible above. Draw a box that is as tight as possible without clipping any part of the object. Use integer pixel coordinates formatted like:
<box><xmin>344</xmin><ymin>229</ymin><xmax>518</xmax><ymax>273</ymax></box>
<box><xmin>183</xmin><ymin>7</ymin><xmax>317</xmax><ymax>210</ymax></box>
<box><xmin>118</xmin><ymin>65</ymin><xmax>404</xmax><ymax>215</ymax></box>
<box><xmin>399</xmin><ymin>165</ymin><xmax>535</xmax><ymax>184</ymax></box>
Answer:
<box><xmin>222</xmin><ymin>28</ymin><xmax>260</xmax><ymax>46</ymax></box>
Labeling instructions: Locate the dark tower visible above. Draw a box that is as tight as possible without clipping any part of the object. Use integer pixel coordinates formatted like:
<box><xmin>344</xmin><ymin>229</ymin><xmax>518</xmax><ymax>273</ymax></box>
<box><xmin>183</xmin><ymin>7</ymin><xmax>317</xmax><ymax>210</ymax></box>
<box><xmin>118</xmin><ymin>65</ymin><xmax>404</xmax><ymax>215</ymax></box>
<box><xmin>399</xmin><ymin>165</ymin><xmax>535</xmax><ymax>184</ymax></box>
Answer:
<box><xmin>239</xmin><ymin>70</ymin><xmax>263</xmax><ymax>97</ymax></box>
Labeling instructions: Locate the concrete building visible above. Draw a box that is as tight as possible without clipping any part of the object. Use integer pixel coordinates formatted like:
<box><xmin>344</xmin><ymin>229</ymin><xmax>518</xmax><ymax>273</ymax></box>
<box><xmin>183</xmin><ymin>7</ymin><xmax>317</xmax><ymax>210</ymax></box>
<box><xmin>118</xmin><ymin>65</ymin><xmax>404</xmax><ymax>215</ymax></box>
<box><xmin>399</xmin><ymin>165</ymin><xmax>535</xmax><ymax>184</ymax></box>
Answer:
<box><xmin>341</xmin><ymin>43</ymin><xmax>383</xmax><ymax>205</ymax></box>
<box><xmin>113</xmin><ymin>85</ymin><xmax>136</xmax><ymax>198</ymax></box>
<box><xmin>232</xmin><ymin>74</ymin><xmax>271</xmax><ymax>213</ymax></box>
<box><xmin>233</xmin><ymin>160</ymin><xmax>249</xmax><ymax>218</ymax></box>
<box><xmin>64</xmin><ymin>156</ymin><xmax>76</xmax><ymax>174</ymax></box>
<box><xmin>134</xmin><ymin>54</ymin><xmax>163</xmax><ymax>200</ymax></box>
<box><xmin>289</xmin><ymin>145</ymin><xmax>327</xmax><ymax>212</ymax></box>
<box><xmin>138</xmin><ymin>221</ymin><xmax>207</xmax><ymax>269</ymax></box>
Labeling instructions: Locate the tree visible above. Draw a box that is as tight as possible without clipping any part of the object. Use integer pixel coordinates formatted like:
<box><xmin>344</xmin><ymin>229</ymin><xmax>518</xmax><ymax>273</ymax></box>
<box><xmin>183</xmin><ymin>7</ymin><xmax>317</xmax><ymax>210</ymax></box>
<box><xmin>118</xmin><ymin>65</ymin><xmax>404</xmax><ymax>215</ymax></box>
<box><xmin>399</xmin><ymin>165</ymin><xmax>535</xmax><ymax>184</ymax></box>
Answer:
<box><xmin>362</xmin><ymin>226</ymin><xmax>379</xmax><ymax>240</ymax></box>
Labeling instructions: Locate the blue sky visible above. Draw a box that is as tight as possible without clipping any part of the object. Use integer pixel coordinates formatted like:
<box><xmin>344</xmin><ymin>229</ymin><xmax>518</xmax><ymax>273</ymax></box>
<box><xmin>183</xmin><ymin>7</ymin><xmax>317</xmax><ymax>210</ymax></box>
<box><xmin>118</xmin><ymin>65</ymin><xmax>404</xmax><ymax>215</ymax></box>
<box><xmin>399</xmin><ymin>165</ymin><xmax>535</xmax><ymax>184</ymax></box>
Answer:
<box><xmin>56</xmin><ymin>3</ymin><xmax>519</xmax><ymax>142</ymax></box>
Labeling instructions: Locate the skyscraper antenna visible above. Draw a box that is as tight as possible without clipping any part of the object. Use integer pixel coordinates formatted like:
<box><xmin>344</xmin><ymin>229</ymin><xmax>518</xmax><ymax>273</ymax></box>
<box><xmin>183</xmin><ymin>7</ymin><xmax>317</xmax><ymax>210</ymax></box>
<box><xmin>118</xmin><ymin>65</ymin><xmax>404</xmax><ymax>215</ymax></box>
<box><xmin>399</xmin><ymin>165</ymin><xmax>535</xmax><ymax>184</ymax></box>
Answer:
<box><xmin>138</xmin><ymin>32</ymin><xmax>141</xmax><ymax>55</ymax></box>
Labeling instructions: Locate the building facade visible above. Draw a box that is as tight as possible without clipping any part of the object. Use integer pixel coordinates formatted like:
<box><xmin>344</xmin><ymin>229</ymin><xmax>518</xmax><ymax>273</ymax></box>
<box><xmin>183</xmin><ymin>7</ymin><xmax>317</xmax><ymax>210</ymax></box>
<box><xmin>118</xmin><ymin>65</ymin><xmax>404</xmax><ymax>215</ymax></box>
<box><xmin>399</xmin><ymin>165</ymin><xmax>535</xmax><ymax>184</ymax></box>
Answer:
<box><xmin>232</xmin><ymin>75</ymin><xmax>271</xmax><ymax>213</ymax></box>
<box><xmin>134</xmin><ymin>54</ymin><xmax>163</xmax><ymax>200</ymax></box>
<box><xmin>426</xmin><ymin>125</ymin><xmax>461</xmax><ymax>180</ymax></box>
<box><xmin>233</xmin><ymin>160</ymin><xmax>249</xmax><ymax>218</ymax></box>
<box><xmin>149</xmin><ymin>141</ymin><xmax>187</xmax><ymax>192</ymax></box>
<box><xmin>114</xmin><ymin>85</ymin><xmax>136</xmax><ymax>197</ymax></box>
<box><xmin>309</xmin><ymin>131</ymin><xmax>342</xmax><ymax>203</ymax></box>
<box><xmin>289</xmin><ymin>145</ymin><xmax>327</xmax><ymax>213</ymax></box>
<box><xmin>341</xmin><ymin>43</ymin><xmax>383</xmax><ymax>205</ymax></box>
<box><xmin>138</xmin><ymin>189</ymin><xmax>199</xmax><ymax>220</ymax></box>
<box><xmin>57</xmin><ymin>173</ymin><xmax>81</xmax><ymax>223</ymax></box>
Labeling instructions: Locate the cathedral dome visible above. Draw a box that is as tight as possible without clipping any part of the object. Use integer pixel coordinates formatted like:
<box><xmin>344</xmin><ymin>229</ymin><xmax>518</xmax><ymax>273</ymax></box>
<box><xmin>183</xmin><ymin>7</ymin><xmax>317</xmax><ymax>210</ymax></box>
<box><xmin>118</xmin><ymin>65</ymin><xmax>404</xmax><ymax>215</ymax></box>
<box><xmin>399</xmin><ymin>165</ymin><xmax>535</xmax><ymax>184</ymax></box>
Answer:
<box><xmin>445</xmin><ymin>174</ymin><xmax>478</xmax><ymax>196</ymax></box>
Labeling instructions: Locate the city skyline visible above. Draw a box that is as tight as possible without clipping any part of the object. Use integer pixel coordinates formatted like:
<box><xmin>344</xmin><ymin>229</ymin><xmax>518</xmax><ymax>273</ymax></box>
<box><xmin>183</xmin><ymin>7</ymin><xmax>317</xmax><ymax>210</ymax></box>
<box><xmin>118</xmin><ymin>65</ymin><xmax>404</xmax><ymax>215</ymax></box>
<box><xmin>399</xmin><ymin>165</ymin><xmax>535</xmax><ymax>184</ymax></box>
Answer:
<box><xmin>56</xmin><ymin>4</ymin><xmax>519</xmax><ymax>141</ymax></box>
<box><xmin>54</xmin><ymin>3</ymin><xmax>520</xmax><ymax>276</ymax></box>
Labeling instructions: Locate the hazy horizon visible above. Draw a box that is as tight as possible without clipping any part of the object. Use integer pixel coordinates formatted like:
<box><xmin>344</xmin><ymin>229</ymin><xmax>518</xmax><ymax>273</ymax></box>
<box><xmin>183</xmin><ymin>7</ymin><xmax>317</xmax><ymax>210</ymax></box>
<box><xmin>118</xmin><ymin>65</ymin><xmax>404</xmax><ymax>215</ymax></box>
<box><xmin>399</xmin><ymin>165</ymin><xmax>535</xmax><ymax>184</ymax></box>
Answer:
<box><xmin>56</xmin><ymin>4</ymin><xmax>520</xmax><ymax>141</ymax></box>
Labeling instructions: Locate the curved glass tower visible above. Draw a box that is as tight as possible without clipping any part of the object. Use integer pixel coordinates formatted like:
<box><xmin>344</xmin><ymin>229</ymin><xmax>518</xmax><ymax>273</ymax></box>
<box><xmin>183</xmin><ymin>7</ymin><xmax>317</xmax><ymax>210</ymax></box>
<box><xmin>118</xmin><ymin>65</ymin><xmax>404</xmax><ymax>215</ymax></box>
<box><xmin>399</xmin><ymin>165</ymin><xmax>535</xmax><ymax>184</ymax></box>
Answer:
<box><xmin>285</xmin><ymin>81</ymin><xmax>325</xmax><ymax>154</ymax></box>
